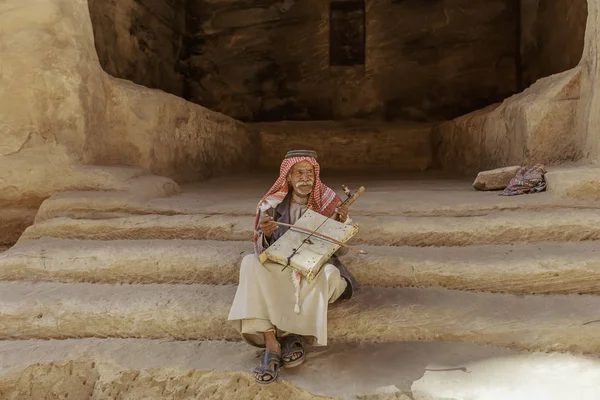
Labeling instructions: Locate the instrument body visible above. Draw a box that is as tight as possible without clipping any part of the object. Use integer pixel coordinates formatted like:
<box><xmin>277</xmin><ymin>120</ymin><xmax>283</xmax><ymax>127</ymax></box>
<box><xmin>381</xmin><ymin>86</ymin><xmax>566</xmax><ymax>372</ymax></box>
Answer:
<box><xmin>259</xmin><ymin>209</ymin><xmax>359</xmax><ymax>282</ymax></box>
<box><xmin>258</xmin><ymin>185</ymin><xmax>365</xmax><ymax>281</ymax></box>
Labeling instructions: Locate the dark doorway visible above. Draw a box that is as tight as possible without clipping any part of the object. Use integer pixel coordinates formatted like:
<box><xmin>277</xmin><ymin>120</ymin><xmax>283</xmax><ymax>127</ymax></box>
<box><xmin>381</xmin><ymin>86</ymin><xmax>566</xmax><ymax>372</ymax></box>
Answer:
<box><xmin>330</xmin><ymin>1</ymin><xmax>366</xmax><ymax>66</ymax></box>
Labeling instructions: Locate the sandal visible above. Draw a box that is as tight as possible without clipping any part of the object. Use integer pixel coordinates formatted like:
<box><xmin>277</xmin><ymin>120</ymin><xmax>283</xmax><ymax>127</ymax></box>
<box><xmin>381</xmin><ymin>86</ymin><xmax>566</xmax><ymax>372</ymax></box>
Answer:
<box><xmin>253</xmin><ymin>350</ymin><xmax>282</xmax><ymax>384</ymax></box>
<box><xmin>280</xmin><ymin>334</ymin><xmax>305</xmax><ymax>368</ymax></box>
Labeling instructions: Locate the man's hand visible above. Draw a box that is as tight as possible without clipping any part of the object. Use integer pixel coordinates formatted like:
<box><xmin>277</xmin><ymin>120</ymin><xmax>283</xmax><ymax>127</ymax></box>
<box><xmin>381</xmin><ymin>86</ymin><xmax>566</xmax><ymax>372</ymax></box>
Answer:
<box><xmin>260</xmin><ymin>214</ymin><xmax>278</xmax><ymax>238</ymax></box>
<box><xmin>335</xmin><ymin>203</ymin><xmax>349</xmax><ymax>223</ymax></box>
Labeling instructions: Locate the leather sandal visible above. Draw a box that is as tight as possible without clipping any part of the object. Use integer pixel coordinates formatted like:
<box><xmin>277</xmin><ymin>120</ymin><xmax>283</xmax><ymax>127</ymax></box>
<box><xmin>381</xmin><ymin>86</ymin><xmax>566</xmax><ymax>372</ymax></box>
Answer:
<box><xmin>253</xmin><ymin>350</ymin><xmax>282</xmax><ymax>384</ymax></box>
<box><xmin>280</xmin><ymin>334</ymin><xmax>305</xmax><ymax>368</ymax></box>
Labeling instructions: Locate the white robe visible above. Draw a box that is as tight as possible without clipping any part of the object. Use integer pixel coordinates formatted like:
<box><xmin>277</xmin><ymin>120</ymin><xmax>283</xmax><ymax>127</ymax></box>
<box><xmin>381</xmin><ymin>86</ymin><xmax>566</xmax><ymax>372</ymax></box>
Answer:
<box><xmin>227</xmin><ymin>202</ymin><xmax>348</xmax><ymax>347</ymax></box>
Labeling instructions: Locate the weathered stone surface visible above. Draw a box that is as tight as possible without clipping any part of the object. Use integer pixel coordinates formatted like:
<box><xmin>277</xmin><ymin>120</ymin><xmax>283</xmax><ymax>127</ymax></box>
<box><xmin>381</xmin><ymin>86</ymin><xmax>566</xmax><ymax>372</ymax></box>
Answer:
<box><xmin>357</xmin><ymin>390</ymin><xmax>412</xmax><ymax>400</ymax></box>
<box><xmin>0</xmin><ymin>0</ymin><xmax>257</xmax><ymax>183</ymax></box>
<box><xmin>0</xmin><ymin>0</ymin><xmax>112</xmax><ymax>216</ymax></box>
<box><xmin>0</xmin><ymin>160</ymin><xmax>177</xmax><ymax>245</ymax></box>
<box><xmin>0</xmin><ymin>361</ymin><xmax>334</xmax><ymax>400</ymax></box>
<box><xmin>96</xmin><ymin>369</ymin><xmax>335</xmax><ymax>400</ymax></box>
<box><xmin>0</xmin><ymin>0</ymin><xmax>106</xmax><ymax>163</ymax></box>
<box><xmin>0</xmin><ymin>340</ymin><xmax>504</xmax><ymax>400</ymax></box>
<box><xmin>0</xmin><ymin>209</ymin><xmax>37</xmax><ymax>247</ymax></box>
<box><xmin>185</xmin><ymin>0</ymin><xmax>519</xmax><ymax>121</ymax></box>
<box><xmin>521</xmin><ymin>0</ymin><xmax>588</xmax><ymax>88</ymax></box>
<box><xmin>90</xmin><ymin>77</ymin><xmax>259</xmax><ymax>182</ymax></box>
<box><xmin>4</xmin><ymin>239</ymin><xmax>600</xmax><ymax>296</ymax></box>
<box><xmin>578</xmin><ymin>0</ymin><xmax>600</xmax><ymax>162</ymax></box>
<box><xmin>88</xmin><ymin>0</ymin><xmax>186</xmax><ymax>97</ymax></box>
<box><xmin>0</xmin><ymin>361</ymin><xmax>98</xmax><ymax>400</ymax></box>
<box><xmin>3</xmin><ymin>283</ymin><xmax>600</xmax><ymax>353</ymax></box>
<box><xmin>546</xmin><ymin>166</ymin><xmax>600</xmax><ymax>201</ymax></box>
<box><xmin>257</xmin><ymin>121</ymin><xmax>432</xmax><ymax>171</ymax></box>
<box><xmin>20</xmin><ymin>215</ymin><xmax>254</xmax><ymax>242</ymax></box>
<box><xmin>473</xmin><ymin>166</ymin><xmax>521</xmax><ymax>190</ymax></box>
<box><xmin>32</xmin><ymin>173</ymin><xmax>598</xmax><ymax>225</ymax></box>
<box><xmin>0</xmin><ymin>0</ymin><xmax>258</xmax><ymax>243</ymax></box>
<box><xmin>435</xmin><ymin>68</ymin><xmax>582</xmax><ymax>175</ymax></box>
<box><xmin>2</xmin><ymin>339</ymin><xmax>599</xmax><ymax>400</ymax></box>
<box><xmin>19</xmin><ymin>209</ymin><xmax>600</xmax><ymax>247</ymax></box>
<box><xmin>0</xmin><ymin>239</ymin><xmax>250</xmax><ymax>285</ymax></box>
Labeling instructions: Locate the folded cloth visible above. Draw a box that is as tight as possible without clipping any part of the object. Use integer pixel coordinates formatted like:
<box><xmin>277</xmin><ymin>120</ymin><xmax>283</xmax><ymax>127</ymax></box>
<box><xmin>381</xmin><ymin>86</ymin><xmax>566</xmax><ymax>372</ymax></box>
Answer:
<box><xmin>499</xmin><ymin>164</ymin><xmax>547</xmax><ymax>196</ymax></box>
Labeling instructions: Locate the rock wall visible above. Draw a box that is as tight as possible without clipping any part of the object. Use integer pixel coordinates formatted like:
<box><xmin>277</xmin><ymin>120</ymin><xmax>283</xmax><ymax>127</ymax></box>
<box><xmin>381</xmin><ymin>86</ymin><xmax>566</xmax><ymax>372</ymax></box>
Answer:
<box><xmin>434</xmin><ymin>68</ymin><xmax>581</xmax><ymax>175</ymax></box>
<box><xmin>0</xmin><ymin>0</ymin><xmax>258</xmax><ymax>245</ymax></box>
<box><xmin>256</xmin><ymin>121</ymin><xmax>433</xmax><ymax>172</ymax></box>
<box><xmin>434</xmin><ymin>0</ymin><xmax>590</xmax><ymax>176</ymax></box>
<box><xmin>91</xmin><ymin>77</ymin><xmax>258</xmax><ymax>182</ymax></box>
<box><xmin>87</xmin><ymin>0</ymin><xmax>186</xmax><ymax>97</ymax></box>
<box><xmin>521</xmin><ymin>0</ymin><xmax>588</xmax><ymax>88</ymax></box>
<box><xmin>184</xmin><ymin>0</ymin><xmax>519</xmax><ymax>122</ymax></box>
<box><xmin>578</xmin><ymin>0</ymin><xmax>600</xmax><ymax>162</ymax></box>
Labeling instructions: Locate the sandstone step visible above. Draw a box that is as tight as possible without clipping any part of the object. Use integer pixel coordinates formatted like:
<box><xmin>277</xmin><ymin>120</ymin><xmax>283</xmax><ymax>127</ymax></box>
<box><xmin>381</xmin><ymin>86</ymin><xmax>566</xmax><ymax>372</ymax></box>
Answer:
<box><xmin>3</xmin><ymin>238</ymin><xmax>600</xmax><ymax>295</ymax></box>
<box><xmin>1</xmin><ymin>338</ymin><xmax>598</xmax><ymax>400</ymax></box>
<box><xmin>0</xmin><ymin>239</ymin><xmax>249</xmax><ymax>285</ymax></box>
<box><xmin>34</xmin><ymin>172</ymin><xmax>596</xmax><ymax>223</ymax></box>
<box><xmin>1</xmin><ymin>282</ymin><xmax>600</xmax><ymax>353</ymax></box>
<box><xmin>20</xmin><ymin>208</ymin><xmax>600</xmax><ymax>246</ymax></box>
<box><xmin>546</xmin><ymin>165</ymin><xmax>600</xmax><ymax>201</ymax></box>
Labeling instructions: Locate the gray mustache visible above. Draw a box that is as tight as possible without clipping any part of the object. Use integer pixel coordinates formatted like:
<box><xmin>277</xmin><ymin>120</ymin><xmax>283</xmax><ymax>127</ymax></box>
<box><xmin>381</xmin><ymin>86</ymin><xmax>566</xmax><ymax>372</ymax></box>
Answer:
<box><xmin>296</xmin><ymin>180</ymin><xmax>314</xmax><ymax>188</ymax></box>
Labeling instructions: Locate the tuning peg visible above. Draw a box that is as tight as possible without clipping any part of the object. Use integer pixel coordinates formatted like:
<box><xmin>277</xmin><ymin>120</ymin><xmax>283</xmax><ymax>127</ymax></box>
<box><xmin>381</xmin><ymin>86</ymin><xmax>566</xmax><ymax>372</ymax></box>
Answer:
<box><xmin>341</xmin><ymin>184</ymin><xmax>351</xmax><ymax>197</ymax></box>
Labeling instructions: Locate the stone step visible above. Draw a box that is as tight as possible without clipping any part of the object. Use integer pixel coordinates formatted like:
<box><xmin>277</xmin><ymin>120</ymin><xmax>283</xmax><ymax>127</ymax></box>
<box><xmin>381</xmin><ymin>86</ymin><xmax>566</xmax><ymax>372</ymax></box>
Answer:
<box><xmin>20</xmin><ymin>208</ymin><xmax>600</xmax><ymax>246</ymax></box>
<box><xmin>1</xmin><ymin>282</ymin><xmax>600</xmax><ymax>353</ymax></box>
<box><xmin>546</xmin><ymin>165</ymin><xmax>600</xmax><ymax>201</ymax></box>
<box><xmin>34</xmin><ymin>172</ymin><xmax>596</xmax><ymax>224</ymax></box>
<box><xmin>1</xmin><ymin>338</ymin><xmax>598</xmax><ymax>400</ymax></box>
<box><xmin>3</xmin><ymin>238</ymin><xmax>600</xmax><ymax>295</ymax></box>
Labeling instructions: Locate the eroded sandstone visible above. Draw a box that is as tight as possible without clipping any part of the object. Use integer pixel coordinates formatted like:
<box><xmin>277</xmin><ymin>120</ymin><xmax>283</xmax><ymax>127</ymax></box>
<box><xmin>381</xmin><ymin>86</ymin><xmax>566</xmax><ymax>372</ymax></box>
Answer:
<box><xmin>434</xmin><ymin>68</ymin><xmax>582</xmax><ymax>175</ymax></box>
<box><xmin>546</xmin><ymin>166</ymin><xmax>600</xmax><ymax>200</ymax></box>
<box><xmin>185</xmin><ymin>0</ymin><xmax>519</xmax><ymax>121</ymax></box>
<box><xmin>0</xmin><ymin>0</ymin><xmax>258</xmax><ymax>245</ymax></box>
<box><xmin>473</xmin><ymin>166</ymin><xmax>521</xmax><ymax>190</ymax></box>
<box><xmin>88</xmin><ymin>0</ymin><xmax>186</xmax><ymax>97</ymax></box>
<box><xmin>19</xmin><ymin>209</ymin><xmax>600</xmax><ymax>247</ymax></box>
<box><xmin>2</xmin><ymin>282</ymin><xmax>600</xmax><ymax>354</ymax></box>
<box><xmin>0</xmin><ymin>361</ymin><xmax>335</xmax><ymax>400</ymax></box>
<box><xmin>3</xmin><ymin>239</ymin><xmax>600</xmax><ymax>296</ymax></box>
<box><xmin>256</xmin><ymin>121</ymin><xmax>433</xmax><ymax>172</ymax></box>
<box><xmin>32</xmin><ymin>173</ymin><xmax>599</xmax><ymax>225</ymax></box>
<box><xmin>3</xmin><ymin>339</ymin><xmax>599</xmax><ymax>400</ymax></box>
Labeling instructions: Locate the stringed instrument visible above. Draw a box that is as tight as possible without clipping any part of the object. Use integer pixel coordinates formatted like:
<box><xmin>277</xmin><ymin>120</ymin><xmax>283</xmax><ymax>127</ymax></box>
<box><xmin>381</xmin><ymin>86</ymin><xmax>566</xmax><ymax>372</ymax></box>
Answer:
<box><xmin>259</xmin><ymin>186</ymin><xmax>366</xmax><ymax>282</ymax></box>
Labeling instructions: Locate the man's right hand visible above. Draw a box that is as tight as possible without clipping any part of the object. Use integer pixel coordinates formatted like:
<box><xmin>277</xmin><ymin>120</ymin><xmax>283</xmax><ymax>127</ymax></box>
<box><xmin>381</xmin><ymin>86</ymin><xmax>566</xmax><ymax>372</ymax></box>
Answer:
<box><xmin>260</xmin><ymin>215</ymin><xmax>278</xmax><ymax>238</ymax></box>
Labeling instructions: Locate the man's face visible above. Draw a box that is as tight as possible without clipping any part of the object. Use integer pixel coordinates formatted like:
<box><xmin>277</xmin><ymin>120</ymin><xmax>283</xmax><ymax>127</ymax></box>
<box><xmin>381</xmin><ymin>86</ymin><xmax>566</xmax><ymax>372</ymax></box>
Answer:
<box><xmin>287</xmin><ymin>161</ymin><xmax>315</xmax><ymax>197</ymax></box>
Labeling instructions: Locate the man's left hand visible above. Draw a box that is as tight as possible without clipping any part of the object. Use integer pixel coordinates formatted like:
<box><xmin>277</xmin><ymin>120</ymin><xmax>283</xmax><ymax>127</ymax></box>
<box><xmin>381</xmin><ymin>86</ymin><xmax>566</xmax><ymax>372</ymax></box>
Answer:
<box><xmin>335</xmin><ymin>203</ymin><xmax>349</xmax><ymax>223</ymax></box>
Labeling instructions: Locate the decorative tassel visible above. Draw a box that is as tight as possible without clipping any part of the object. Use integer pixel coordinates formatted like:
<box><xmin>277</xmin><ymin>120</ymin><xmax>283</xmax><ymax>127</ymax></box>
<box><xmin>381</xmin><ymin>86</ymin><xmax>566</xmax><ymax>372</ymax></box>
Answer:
<box><xmin>291</xmin><ymin>271</ymin><xmax>302</xmax><ymax>314</ymax></box>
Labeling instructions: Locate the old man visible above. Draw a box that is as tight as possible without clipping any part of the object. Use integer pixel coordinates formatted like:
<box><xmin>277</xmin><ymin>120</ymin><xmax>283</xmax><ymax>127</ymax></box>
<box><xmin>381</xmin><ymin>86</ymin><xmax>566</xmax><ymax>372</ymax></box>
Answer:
<box><xmin>228</xmin><ymin>150</ymin><xmax>357</xmax><ymax>384</ymax></box>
